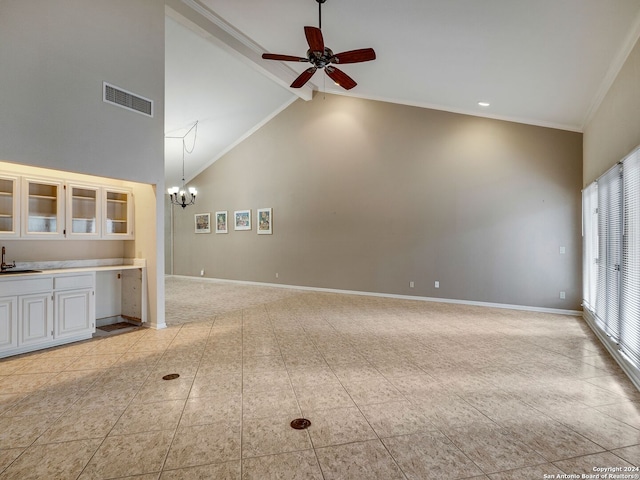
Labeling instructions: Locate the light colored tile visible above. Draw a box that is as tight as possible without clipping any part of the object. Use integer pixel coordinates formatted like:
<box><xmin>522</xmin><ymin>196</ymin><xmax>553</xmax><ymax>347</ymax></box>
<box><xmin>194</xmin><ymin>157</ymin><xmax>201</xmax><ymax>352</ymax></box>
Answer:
<box><xmin>242</xmin><ymin>414</ymin><xmax>312</xmax><ymax>458</ymax></box>
<box><xmin>0</xmin><ymin>373</ymin><xmax>52</xmax><ymax>394</ymax></box>
<box><xmin>294</xmin><ymin>382</ymin><xmax>355</xmax><ymax>413</ymax></box>
<box><xmin>181</xmin><ymin>393</ymin><xmax>242</xmax><ymax>426</ymax></box>
<box><xmin>595</xmin><ymin>400</ymin><xmax>640</xmax><ymax>429</ymax></box>
<box><xmin>110</xmin><ymin>399</ymin><xmax>186</xmax><ymax>436</ymax></box>
<box><xmin>0</xmin><ymin>414</ymin><xmax>58</xmax><ymax>449</ymax></box>
<box><xmin>242</xmin><ymin>370</ymin><xmax>291</xmax><ymax>394</ymax></box>
<box><xmin>164</xmin><ymin>421</ymin><xmax>241</xmax><ymax>470</ymax></box>
<box><xmin>242</xmin><ymin>450</ymin><xmax>322</xmax><ymax>480</ymax></box>
<box><xmin>343</xmin><ymin>378</ymin><xmax>405</xmax><ymax>406</ymax></box>
<box><xmin>488</xmin><ymin>463</ymin><xmax>565</xmax><ymax>480</ymax></box>
<box><xmin>79</xmin><ymin>430</ymin><xmax>174</xmax><ymax>479</ymax></box>
<box><xmin>611</xmin><ymin>444</ymin><xmax>640</xmax><ymax>466</ymax></box>
<box><xmin>243</xmin><ymin>386</ymin><xmax>301</xmax><ymax>419</ymax></box>
<box><xmin>382</xmin><ymin>431</ymin><xmax>484</xmax><ymax>479</ymax></box>
<box><xmin>553</xmin><ymin>451</ymin><xmax>635</xmax><ymax>474</ymax></box>
<box><xmin>305</xmin><ymin>407</ymin><xmax>376</xmax><ymax>448</ymax></box>
<box><xmin>316</xmin><ymin>440</ymin><xmax>405</xmax><ymax>480</ymax></box>
<box><xmin>447</xmin><ymin>425</ymin><xmax>547</xmax><ymax>474</ymax></box>
<box><xmin>0</xmin><ymin>447</ymin><xmax>25</xmax><ymax>473</ymax></box>
<box><xmin>160</xmin><ymin>461</ymin><xmax>240</xmax><ymax>479</ymax></box>
<box><xmin>36</xmin><ymin>406</ymin><xmax>123</xmax><ymax>444</ymax></box>
<box><xmin>288</xmin><ymin>366</ymin><xmax>340</xmax><ymax>388</ymax></box>
<box><xmin>360</xmin><ymin>400</ymin><xmax>436</xmax><ymax>437</ymax></box>
<box><xmin>2</xmin><ymin>438</ymin><xmax>101</xmax><ymax>480</ymax></box>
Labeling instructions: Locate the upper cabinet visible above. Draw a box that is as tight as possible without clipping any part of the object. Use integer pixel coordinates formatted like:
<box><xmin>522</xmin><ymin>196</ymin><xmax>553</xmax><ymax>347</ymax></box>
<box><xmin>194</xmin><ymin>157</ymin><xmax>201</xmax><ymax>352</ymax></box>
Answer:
<box><xmin>103</xmin><ymin>187</ymin><xmax>134</xmax><ymax>239</ymax></box>
<box><xmin>66</xmin><ymin>183</ymin><xmax>101</xmax><ymax>238</ymax></box>
<box><xmin>0</xmin><ymin>171</ymin><xmax>134</xmax><ymax>240</ymax></box>
<box><xmin>22</xmin><ymin>177</ymin><xmax>65</xmax><ymax>238</ymax></box>
<box><xmin>0</xmin><ymin>175</ymin><xmax>20</xmax><ymax>238</ymax></box>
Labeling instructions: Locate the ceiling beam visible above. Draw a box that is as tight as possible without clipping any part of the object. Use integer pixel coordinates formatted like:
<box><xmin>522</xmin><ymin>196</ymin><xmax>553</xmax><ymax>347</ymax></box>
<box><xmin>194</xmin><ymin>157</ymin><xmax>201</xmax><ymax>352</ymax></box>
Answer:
<box><xmin>165</xmin><ymin>0</ymin><xmax>314</xmax><ymax>101</ymax></box>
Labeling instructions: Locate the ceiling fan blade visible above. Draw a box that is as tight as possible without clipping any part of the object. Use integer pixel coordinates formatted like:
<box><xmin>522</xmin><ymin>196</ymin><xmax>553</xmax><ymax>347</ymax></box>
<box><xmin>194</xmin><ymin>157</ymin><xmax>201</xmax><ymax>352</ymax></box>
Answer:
<box><xmin>262</xmin><ymin>53</ymin><xmax>309</xmax><ymax>62</ymax></box>
<box><xmin>304</xmin><ymin>26</ymin><xmax>324</xmax><ymax>52</ymax></box>
<box><xmin>291</xmin><ymin>67</ymin><xmax>317</xmax><ymax>88</ymax></box>
<box><xmin>332</xmin><ymin>48</ymin><xmax>376</xmax><ymax>64</ymax></box>
<box><xmin>325</xmin><ymin>66</ymin><xmax>357</xmax><ymax>90</ymax></box>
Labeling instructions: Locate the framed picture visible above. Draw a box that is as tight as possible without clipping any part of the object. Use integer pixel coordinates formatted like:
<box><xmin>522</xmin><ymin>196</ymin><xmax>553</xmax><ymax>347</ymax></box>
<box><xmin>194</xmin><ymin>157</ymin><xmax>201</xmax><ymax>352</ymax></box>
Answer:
<box><xmin>215</xmin><ymin>211</ymin><xmax>228</xmax><ymax>234</ymax></box>
<box><xmin>257</xmin><ymin>208</ymin><xmax>272</xmax><ymax>235</ymax></box>
<box><xmin>234</xmin><ymin>209</ymin><xmax>251</xmax><ymax>230</ymax></box>
<box><xmin>194</xmin><ymin>213</ymin><xmax>211</xmax><ymax>233</ymax></box>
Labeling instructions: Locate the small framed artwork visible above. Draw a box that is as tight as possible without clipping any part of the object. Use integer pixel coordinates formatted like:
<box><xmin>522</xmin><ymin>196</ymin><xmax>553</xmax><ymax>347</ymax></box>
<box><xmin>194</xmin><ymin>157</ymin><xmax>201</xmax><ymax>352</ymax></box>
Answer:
<box><xmin>234</xmin><ymin>209</ymin><xmax>251</xmax><ymax>231</ymax></box>
<box><xmin>215</xmin><ymin>211</ymin><xmax>228</xmax><ymax>234</ymax></box>
<box><xmin>257</xmin><ymin>208</ymin><xmax>272</xmax><ymax>235</ymax></box>
<box><xmin>194</xmin><ymin>213</ymin><xmax>211</xmax><ymax>233</ymax></box>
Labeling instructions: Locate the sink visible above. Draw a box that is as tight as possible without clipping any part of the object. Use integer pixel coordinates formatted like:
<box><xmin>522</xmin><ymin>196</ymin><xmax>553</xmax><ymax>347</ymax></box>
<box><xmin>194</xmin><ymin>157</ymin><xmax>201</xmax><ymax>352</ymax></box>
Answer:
<box><xmin>0</xmin><ymin>269</ymin><xmax>42</xmax><ymax>275</ymax></box>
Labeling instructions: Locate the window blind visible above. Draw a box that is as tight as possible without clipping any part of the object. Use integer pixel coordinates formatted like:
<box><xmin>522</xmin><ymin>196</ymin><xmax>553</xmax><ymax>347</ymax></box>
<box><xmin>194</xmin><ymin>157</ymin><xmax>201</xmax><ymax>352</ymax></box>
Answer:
<box><xmin>595</xmin><ymin>165</ymin><xmax>622</xmax><ymax>340</ymax></box>
<box><xmin>582</xmin><ymin>182</ymin><xmax>598</xmax><ymax>312</ymax></box>
<box><xmin>620</xmin><ymin>149</ymin><xmax>640</xmax><ymax>367</ymax></box>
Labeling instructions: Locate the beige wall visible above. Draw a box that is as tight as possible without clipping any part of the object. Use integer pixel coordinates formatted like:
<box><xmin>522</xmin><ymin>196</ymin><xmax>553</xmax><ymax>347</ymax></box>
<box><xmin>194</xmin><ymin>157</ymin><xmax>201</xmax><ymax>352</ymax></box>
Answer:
<box><xmin>172</xmin><ymin>94</ymin><xmax>583</xmax><ymax>310</ymax></box>
<box><xmin>584</xmin><ymin>37</ymin><xmax>640</xmax><ymax>185</ymax></box>
<box><xmin>0</xmin><ymin>1</ymin><xmax>165</xmax><ymax>327</ymax></box>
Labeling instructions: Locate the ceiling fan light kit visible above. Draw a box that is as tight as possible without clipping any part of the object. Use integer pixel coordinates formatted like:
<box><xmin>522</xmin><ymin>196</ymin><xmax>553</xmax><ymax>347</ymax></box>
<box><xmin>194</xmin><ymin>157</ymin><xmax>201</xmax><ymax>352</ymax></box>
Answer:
<box><xmin>261</xmin><ymin>0</ymin><xmax>376</xmax><ymax>91</ymax></box>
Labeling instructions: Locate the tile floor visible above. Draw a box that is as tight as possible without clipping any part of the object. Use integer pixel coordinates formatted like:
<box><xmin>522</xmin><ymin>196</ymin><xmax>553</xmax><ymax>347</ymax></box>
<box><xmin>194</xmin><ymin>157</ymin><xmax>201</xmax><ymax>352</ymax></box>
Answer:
<box><xmin>1</xmin><ymin>276</ymin><xmax>639</xmax><ymax>479</ymax></box>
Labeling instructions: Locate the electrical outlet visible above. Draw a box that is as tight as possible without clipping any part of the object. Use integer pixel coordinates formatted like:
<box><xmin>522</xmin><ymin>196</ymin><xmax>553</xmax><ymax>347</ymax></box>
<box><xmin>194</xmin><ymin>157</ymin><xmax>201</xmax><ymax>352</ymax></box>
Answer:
<box><xmin>559</xmin><ymin>246</ymin><xmax>566</xmax><ymax>255</ymax></box>
<box><xmin>435</xmin><ymin>281</ymin><xmax>440</xmax><ymax>288</ymax></box>
<box><xmin>200</xmin><ymin>269</ymin><xmax>204</xmax><ymax>277</ymax></box>
<box><xmin>560</xmin><ymin>291</ymin><xmax>566</xmax><ymax>299</ymax></box>
<box><xmin>276</xmin><ymin>272</ymin><xmax>279</xmax><ymax>279</ymax></box>
<box><xmin>410</xmin><ymin>281</ymin><xmax>414</xmax><ymax>288</ymax></box>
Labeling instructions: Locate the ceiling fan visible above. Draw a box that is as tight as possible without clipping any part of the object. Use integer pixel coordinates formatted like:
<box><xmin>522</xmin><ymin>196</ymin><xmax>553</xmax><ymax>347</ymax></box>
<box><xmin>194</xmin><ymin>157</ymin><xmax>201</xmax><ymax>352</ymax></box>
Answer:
<box><xmin>261</xmin><ymin>0</ymin><xmax>376</xmax><ymax>91</ymax></box>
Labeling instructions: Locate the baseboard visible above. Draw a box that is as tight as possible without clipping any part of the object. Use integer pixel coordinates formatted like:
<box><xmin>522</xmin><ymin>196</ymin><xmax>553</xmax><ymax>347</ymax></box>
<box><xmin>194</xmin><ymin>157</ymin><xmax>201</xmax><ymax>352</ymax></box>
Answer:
<box><xmin>583</xmin><ymin>309</ymin><xmax>640</xmax><ymax>392</ymax></box>
<box><xmin>167</xmin><ymin>275</ymin><xmax>582</xmax><ymax>316</ymax></box>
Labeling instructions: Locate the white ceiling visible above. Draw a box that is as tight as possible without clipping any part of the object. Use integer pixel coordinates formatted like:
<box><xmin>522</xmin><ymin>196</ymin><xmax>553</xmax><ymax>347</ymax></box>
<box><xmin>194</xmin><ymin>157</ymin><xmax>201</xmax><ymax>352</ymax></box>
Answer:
<box><xmin>165</xmin><ymin>0</ymin><xmax>640</xmax><ymax>185</ymax></box>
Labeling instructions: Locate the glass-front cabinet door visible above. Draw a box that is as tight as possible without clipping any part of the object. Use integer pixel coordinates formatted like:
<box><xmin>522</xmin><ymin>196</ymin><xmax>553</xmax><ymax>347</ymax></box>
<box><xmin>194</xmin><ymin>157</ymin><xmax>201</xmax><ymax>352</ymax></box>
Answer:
<box><xmin>103</xmin><ymin>187</ymin><xmax>133</xmax><ymax>239</ymax></box>
<box><xmin>22</xmin><ymin>177</ymin><xmax>64</xmax><ymax>238</ymax></box>
<box><xmin>66</xmin><ymin>184</ymin><xmax>100</xmax><ymax>238</ymax></box>
<box><xmin>0</xmin><ymin>175</ymin><xmax>19</xmax><ymax>238</ymax></box>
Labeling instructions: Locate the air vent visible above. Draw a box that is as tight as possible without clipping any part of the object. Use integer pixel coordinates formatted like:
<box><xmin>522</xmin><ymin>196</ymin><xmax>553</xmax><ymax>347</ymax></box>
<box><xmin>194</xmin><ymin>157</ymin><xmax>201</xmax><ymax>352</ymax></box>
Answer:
<box><xmin>103</xmin><ymin>82</ymin><xmax>153</xmax><ymax>117</ymax></box>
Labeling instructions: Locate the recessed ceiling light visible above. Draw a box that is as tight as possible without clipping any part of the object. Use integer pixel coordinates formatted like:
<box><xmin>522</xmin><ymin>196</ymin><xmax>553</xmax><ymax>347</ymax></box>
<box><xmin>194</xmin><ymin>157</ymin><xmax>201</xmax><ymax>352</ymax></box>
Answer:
<box><xmin>478</xmin><ymin>102</ymin><xmax>490</xmax><ymax>107</ymax></box>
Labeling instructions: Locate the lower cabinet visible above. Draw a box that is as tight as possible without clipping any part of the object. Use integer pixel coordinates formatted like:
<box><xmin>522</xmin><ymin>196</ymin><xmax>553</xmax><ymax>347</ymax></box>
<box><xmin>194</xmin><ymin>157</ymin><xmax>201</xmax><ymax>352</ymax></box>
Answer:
<box><xmin>18</xmin><ymin>292</ymin><xmax>53</xmax><ymax>348</ymax></box>
<box><xmin>54</xmin><ymin>288</ymin><xmax>93</xmax><ymax>339</ymax></box>
<box><xmin>0</xmin><ymin>272</ymin><xmax>95</xmax><ymax>358</ymax></box>
<box><xmin>0</xmin><ymin>296</ymin><xmax>18</xmax><ymax>354</ymax></box>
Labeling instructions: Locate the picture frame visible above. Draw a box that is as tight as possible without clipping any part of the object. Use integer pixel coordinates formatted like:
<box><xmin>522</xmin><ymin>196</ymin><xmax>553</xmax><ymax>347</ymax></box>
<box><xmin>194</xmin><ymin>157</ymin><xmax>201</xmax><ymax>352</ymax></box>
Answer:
<box><xmin>234</xmin><ymin>209</ymin><xmax>251</xmax><ymax>231</ymax></box>
<box><xmin>194</xmin><ymin>213</ymin><xmax>211</xmax><ymax>234</ymax></box>
<box><xmin>257</xmin><ymin>208</ymin><xmax>272</xmax><ymax>235</ymax></box>
<box><xmin>215</xmin><ymin>211</ymin><xmax>228</xmax><ymax>234</ymax></box>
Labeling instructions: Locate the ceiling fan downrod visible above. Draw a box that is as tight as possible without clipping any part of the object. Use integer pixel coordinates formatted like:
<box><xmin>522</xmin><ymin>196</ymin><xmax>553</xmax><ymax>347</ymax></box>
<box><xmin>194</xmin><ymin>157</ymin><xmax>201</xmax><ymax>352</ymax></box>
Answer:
<box><xmin>317</xmin><ymin>0</ymin><xmax>326</xmax><ymax>29</ymax></box>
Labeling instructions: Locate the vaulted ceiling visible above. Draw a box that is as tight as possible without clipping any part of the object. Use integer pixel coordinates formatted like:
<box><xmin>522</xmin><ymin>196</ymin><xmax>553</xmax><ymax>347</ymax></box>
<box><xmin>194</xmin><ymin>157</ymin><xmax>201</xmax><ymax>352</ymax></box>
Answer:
<box><xmin>164</xmin><ymin>0</ymin><xmax>640</xmax><ymax>185</ymax></box>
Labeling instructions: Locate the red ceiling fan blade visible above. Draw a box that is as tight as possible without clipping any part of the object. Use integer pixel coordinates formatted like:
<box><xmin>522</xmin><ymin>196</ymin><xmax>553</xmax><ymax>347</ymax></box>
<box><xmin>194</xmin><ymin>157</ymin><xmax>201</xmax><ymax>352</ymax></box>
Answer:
<box><xmin>291</xmin><ymin>67</ymin><xmax>317</xmax><ymax>88</ymax></box>
<box><xmin>332</xmin><ymin>48</ymin><xmax>376</xmax><ymax>64</ymax></box>
<box><xmin>325</xmin><ymin>66</ymin><xmax>357</xmax><ymax>90</ymax></box>
<box><xmin>262</xmin><ymin>53</ymin><xmax>309</xmax><ymax>62</ymax></box>
<box><xmin>304</xmin><ymin>26</ymin><xmax>324</xmax><ymax>52</ymax></box>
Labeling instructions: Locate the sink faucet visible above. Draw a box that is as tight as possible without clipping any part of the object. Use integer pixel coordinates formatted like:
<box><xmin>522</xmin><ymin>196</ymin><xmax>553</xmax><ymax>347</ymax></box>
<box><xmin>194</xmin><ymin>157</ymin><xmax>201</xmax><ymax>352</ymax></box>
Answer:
<box><xmin>1</xmin><ymin>246</ymin><xmax>16</xmax><ymax>272</ymax></box>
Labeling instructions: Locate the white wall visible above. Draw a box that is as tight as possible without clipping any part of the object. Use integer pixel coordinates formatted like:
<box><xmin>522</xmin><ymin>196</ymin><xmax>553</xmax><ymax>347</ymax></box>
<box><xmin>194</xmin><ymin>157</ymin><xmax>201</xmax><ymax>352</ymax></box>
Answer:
<box><xmin>0</xmin><ymin>0</ymin><xmax>165</xmax><ymax>327</ymax></box>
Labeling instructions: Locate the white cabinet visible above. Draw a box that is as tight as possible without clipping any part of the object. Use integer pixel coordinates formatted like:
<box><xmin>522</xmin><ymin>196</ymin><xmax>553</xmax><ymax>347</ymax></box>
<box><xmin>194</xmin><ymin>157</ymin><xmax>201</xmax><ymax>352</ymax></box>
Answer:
<box><xmin>0</xmin><ymin>273</ymin><xmax>95</xmax><ymax>358</ymax></box>
<box><xmin>22</xmin><ymin>177</ymin><xmax>65</xmax><ymax>238</ymax></box>
<box><xmin>0</xmin><ymin>296</ymin><xmax>18</xmax><ymax>353</ymax></box>
<box><xmin>103</xmin><ymin>187</ymin><xmax>134</xmax><ymax>239</ymax></box>
<box><xmin>54</xmin><ymin>273</ymin><xmax>95</xmax><ymax>340</ymax></box>
<box><xmin>0</xmin><ymin>175</ymin><xmax>20</xmax><ymax>238</ymax></box>
<box><xmin>18</xmin><ymin>293</ymin><xmax>53</xmax><ymax>348</ymax></box>
<box><xmin>66</xmin><ymin>183</ymin><xmax>101</xmax><ymax>238</ymax></box>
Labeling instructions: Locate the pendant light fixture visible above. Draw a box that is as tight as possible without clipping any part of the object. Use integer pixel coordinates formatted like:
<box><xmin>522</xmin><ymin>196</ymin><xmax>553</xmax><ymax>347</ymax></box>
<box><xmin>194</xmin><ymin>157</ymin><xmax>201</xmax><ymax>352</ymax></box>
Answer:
<box><xmin>167</xmin><ymin>121</ymin><xmax>198</xmax><ymax>209</ymax></box>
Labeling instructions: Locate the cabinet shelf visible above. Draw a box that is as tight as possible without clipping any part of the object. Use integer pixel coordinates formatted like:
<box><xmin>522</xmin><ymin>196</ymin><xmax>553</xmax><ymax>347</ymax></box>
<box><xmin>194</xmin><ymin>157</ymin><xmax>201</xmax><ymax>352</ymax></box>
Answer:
<box><xmin>29</xmin><ymin>194</ymin><xmax>57</xmax><ymax>200</ymax></box>
<box><xmin>107</xmin><ymin>219</ymin><xmax>127</xmax><ymax>223</ymax></box>
<box><xmin>72</xmin><ymin>195</ymin><xmax>95</xmax><ymax>200</ymax></box>
<box><xmin>29</xmin><ymin>215</ymin><xmax>57</xmax><ymax>219</ymax></box>
<box><xmin>107</xmin><ymin>199</ymin><xmax>127</xmax><ymax>204</ymax></box>
<box><xmin>0</xmin><ymin>214</ymin><xmax>12</xmax><ymax>218</ymax></box>
<box><xmin>0</xmin><ymin>192</ymin><xmax>12</xmax><ymax>197</ymax></box>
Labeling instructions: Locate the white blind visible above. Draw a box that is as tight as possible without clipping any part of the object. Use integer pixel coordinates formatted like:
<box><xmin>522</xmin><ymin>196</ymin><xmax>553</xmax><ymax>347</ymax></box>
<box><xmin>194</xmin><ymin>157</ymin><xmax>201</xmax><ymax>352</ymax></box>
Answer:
<box><xmin>582</xmin><ymin>182</ymin><xmax>598</xmax><ymax>312</ymax></box>
<box><xmin>595</xmin><ymin>165</ymin><xmax>622</xmax><ymax>340</ymax></box>
<box><xmin>620</xmin><ymin>149</ymin><xmax>640</xmax><ymax>367</ymax></box>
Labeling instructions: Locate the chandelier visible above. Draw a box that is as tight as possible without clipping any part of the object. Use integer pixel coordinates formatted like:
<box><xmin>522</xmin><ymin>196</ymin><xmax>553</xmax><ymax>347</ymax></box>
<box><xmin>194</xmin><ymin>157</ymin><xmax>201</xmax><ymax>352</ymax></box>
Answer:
<box><xmin>167</xmin><ymin>121</ymin><xmax>198</xmax><ymax>209</ymax></box>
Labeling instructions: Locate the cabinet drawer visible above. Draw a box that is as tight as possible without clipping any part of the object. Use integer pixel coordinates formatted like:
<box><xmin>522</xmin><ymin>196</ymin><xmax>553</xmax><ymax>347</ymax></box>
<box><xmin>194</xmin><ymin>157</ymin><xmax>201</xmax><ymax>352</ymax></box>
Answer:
<box><xmin>54</xmin><ymin>274</ymin><xmax>94</xmax><ymax>290</ymax></box>
<box><xmin>0</xmin><ymin>277</ymin><xmax>53</xmax><ymax>296</ymax></box>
